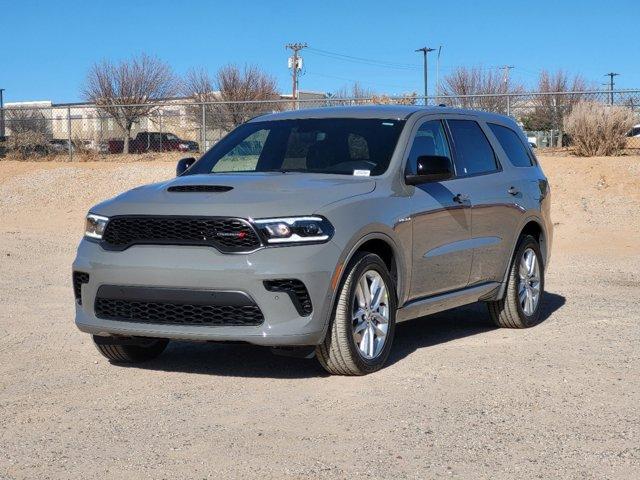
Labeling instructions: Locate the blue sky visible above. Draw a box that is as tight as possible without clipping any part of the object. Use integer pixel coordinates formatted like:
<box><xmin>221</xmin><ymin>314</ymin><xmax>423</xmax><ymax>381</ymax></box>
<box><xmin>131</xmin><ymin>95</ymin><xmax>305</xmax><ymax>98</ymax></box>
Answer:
<box><xmin>2</xmin><ymin>0</ymin><xmax>639</xmax><ymax>103</ymax></box>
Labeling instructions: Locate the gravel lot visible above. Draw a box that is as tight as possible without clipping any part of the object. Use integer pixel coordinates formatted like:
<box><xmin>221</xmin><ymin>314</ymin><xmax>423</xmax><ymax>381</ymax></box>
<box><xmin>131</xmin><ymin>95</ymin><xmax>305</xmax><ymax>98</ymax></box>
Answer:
<box><xmin>1</xmin><ymin>155</ymin><xmax>639</xmax><ymax>479</ymax></box>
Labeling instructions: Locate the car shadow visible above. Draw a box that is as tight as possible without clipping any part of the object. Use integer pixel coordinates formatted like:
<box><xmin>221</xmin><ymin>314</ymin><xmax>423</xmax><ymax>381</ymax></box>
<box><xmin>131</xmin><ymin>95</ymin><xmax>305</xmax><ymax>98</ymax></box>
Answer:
<box><xmin>386</xmin><ymin>291</ymin><xmax>565</xmax><ymax>367</ymax></box>
<box><xmin>119</xmin><ymin>292</ymin><xmax>565</xmax><ymax>379</ymax></box>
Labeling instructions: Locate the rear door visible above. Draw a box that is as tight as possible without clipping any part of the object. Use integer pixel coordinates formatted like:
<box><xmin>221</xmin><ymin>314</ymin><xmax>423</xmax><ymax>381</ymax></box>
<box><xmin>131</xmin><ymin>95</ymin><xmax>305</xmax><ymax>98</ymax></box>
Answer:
<box><xmin>446</xmin><ymin>119</ymin><xmax>524</xmax><ymax>286</ymax></box>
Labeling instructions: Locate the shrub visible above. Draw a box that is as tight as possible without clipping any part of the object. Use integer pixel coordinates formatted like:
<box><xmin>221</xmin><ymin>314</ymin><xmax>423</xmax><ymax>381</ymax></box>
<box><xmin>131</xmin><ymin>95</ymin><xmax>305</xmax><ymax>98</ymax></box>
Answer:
<box><xmin>6</xmin><ymin>130</ymin><xmax>50</xmax><ymax>159</ymax></box>
<box><xmin>563</xmin><ymin>101</ymin><xmax>635</xmax><ymax>156</ymax></box>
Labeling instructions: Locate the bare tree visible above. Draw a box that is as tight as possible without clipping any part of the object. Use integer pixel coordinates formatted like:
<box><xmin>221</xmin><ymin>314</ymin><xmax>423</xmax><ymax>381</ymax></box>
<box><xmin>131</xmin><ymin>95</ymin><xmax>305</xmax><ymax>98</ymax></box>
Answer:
<box><xmin>183</xmin><ymin>64</ymin><xmax>281</xmax><ymax>134</ymax></box>
<box><xmin>83</xmin><ymin>54</ymin><xmax>178</xmax><ymax>153</ymax></box>
<box><xmin>522</xmin><ymin>70</ymin><xmax>588</xmax><ymax>136</ymax></box>
<box><xmin>441</xmin><ymin>66</ymin><xmax>522</xmax><ymax>113</ymax></box>
<box><xmin>5</xmin><ymin>107</ymin><xmax>51</xmax><ymax>158</ymax></box>
<box><xmin>330</xmin><ymin>82</ymin><xmax>417</xmax><ymax>106</ymax></box>
<box><xmin>331</xmin><ymin>82</ymin><xmax>375</xmax><ymax>104</ymax></box>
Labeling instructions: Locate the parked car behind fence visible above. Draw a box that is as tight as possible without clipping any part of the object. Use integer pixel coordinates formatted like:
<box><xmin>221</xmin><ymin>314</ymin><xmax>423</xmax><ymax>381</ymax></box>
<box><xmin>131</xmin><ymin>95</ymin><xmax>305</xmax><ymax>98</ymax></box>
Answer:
<box><xmin>108</xmin><ymin>132</ymin><xmax>199</xmax><ymax>154</ymax></box>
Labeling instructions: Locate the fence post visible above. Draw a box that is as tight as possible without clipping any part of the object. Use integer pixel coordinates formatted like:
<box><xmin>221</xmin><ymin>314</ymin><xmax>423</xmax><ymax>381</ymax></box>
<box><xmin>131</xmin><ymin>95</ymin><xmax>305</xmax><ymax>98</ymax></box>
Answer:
<box><xmin>201</xmin><ymin>103</ymin><xmax>206</xmax><ymax>152</ymax></box>
<box><xmin>506</xmin><ymin>95</ymin><xmax>511</xmax><ymax>116</ymax></box>
<box><xmin>67</xmin><ymin>106</ymin><xmax>73</xmax><ymax>162</ymax></box>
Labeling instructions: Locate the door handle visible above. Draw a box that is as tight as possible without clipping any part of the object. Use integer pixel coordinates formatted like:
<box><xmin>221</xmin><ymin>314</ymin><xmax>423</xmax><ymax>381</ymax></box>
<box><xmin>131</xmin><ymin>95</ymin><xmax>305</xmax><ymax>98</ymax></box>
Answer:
<box><xmin>507</xmin><ymin>186</ymin><xmax>519</xmax><ymax>196</ymax></box>
<box><xmin>453</xmin><ymin>193</ymin><xmax>469</xmax><ymax>204</ymax></box>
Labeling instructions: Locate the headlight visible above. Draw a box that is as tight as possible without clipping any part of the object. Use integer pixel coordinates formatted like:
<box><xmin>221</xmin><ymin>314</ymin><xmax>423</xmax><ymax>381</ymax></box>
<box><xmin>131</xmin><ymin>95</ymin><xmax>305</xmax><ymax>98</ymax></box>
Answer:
<box><xmin>253</xmin><ymin>216</ymin><xmax>333</xmax><ymax>245</ymax></box>
<box><xmin>85</xmin><ymin>213</ymin><xmax>109</xmax><ymax>240</ymax></box>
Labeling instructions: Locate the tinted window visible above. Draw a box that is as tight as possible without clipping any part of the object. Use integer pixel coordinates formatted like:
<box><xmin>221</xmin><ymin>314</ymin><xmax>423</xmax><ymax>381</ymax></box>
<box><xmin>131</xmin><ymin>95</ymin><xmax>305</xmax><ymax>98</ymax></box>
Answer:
<box><xmin>190</xmin><ymin>118</ymin><xmax>405</xmax><ymax>176</ymax></box>
<box><xmin>488</xmin><ymin>123</ymin><xmax>533</xmax><ymax>167</ymax></box>
<box><xmin>213</xmin><ymin>129</ymin><xmax>268</xmax><ymax>172</ymax></box>
<box><xmin>447</xmin><ymin>120</ymin><xmax>498</xmax><ymax>175</ymax></box>
<box><xmin>406</xmin><ymin>120</ymin><xmax>451</xmax><ymax>175</ymax></box>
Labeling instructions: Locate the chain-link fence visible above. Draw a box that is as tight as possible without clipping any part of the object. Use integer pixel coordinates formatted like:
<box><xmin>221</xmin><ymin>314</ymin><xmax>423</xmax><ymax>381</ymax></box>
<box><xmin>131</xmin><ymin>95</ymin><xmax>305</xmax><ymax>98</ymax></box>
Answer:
<box><xmin>2</xmin><ymin>90</ymin><xmax>639</xmax><ymax>160</ymax></box>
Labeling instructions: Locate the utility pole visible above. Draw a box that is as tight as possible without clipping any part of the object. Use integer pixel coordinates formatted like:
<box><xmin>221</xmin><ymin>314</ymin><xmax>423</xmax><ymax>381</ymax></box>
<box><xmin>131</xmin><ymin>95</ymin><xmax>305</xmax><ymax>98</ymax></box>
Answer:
<box><xmin>0</xmin><ymin>88</ymin><xmax>4</xmax><ymax>139</ymax></box>
<box><xmin>500</xmin><ymin>65</ymin><xmax>514</xmax><ymax>92</ymax></box>
<box><xmin>286</xmin><ymin>42</ymin><xmax>307</xmax><ymax>106</ymax></box>
<box><xmin>415</xmin><ymin>46</ymin><xmax>435</xmax><ymax>104</ymax></box>
<box><xmin>605</xmin><ymin>72</ymin><xmax>619</xmax><ymax>105</ymax></box>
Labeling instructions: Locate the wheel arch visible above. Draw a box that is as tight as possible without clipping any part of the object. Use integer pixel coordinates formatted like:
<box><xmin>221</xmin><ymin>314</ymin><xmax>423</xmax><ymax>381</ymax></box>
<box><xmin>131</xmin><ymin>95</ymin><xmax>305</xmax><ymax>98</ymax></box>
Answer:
<box><xmin>495</xmin><ymin>217</ymin><xmax>547</xmax><ymax>300</ymax></box>
<box><xmin>341</xmin><ymin>232</ymin><xmax>407</xmax><ymax>301</ymax></box>
<box><xmin>319</xmin><ymin>231</ymin><xmax>407</xmax><ymax>340</ymax></box>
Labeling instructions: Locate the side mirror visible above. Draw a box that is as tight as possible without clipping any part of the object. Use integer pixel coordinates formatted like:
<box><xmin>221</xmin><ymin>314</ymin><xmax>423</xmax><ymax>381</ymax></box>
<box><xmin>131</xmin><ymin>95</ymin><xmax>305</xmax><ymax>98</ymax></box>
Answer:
<box><xmin>176</xmin><ymin>157</ymin><xmax>196</xmax><ymax>176</ymax></box>
<box><xmin>405</xmin><ymin>155</ymin><xmax>453</xmax><ymax>185</ymax></box>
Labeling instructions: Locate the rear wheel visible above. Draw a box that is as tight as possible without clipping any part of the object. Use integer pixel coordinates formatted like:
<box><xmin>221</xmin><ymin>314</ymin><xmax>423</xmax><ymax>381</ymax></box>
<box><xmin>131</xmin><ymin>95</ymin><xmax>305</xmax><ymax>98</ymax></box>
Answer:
<box><xmin>487</xmin><ymin>235</ymin><xmax>544</xmax><ymax>328</ymax></box>
<box><xmin>93</xmin><ymin>336</ymin><xmax>169</xmax><ymax>363</ymax></box>
<box><xmin>316</xmin><ymin>252</ymin><xmax>397</xmax><ymax>375</ymax></box>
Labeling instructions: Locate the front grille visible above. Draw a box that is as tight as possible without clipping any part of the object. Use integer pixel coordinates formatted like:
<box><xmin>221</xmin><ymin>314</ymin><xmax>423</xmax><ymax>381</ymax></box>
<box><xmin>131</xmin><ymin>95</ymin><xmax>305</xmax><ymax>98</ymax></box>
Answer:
<box><xmin>101</xmin><ymin>216</ymin><xmax>261</xmax><ymax>252</ymax></box>
<box><xmin>73</xmin><ymin>271</ymin><xmax>89</xmax><ymax>304</ymax></box>
<box><xmin>264</xmin><ymin>279</ymin><xmax>313</xmax><ymax>316</ymax></box>
<box><xmin>167</xmin><ymin>185</ymin><xmax>233</xmax><ymax>193</ymax></box>
<box><xmin>94</xmin><ymin>286</ymin><xmax>264</xmax><ymax>326</ymax></box>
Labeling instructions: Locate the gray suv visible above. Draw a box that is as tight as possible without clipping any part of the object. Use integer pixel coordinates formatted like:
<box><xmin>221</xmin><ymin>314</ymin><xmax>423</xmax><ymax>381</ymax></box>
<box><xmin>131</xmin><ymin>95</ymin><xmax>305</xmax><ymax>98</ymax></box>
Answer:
<box><xmin>73</xmin><ymin>106</ymin><xmax>552</xmax><ymax>375</ymax></box>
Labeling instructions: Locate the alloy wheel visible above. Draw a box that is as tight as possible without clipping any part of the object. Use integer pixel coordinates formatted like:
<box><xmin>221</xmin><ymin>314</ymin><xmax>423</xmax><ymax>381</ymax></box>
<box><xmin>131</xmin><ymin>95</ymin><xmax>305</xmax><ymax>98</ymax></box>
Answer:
<box><xmin>352</xmin><ymin>270</ymin><xmax>389</xmax><ymax>359</ymax></box>
<box><xmin>518</xmin><ymin>248</ymin><xmax>541</xmax><ymax>316</ymax></box>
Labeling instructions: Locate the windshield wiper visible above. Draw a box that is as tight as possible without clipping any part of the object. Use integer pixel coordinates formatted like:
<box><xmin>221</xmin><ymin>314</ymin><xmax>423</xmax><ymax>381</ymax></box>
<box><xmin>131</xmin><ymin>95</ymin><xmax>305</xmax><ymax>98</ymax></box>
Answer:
<box><xmin>263</xmin><ymin>168</ymin><xmax>313</xmax><ymax>173</ymax></box>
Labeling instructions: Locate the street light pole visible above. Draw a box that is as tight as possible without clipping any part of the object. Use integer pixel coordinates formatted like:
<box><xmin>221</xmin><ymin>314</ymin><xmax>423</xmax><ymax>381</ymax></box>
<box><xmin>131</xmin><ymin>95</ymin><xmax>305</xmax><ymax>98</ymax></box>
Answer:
<box><xmin>415</xmin><ymin>46</ymin><xmax>435</xmax><ymax>104</ymax></box>
<box><xmin>436</xmin><ymin>46</ymin><xmax>442</xmax><ymax>101</ymax></box>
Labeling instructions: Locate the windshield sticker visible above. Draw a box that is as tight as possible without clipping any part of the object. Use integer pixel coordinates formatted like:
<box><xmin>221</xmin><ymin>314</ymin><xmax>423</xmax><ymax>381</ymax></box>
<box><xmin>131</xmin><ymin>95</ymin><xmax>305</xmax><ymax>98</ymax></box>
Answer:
<box><xmin>353</xmin><ymin>170</ymin><xmax>371</xmax><ymax>177</ymax></box>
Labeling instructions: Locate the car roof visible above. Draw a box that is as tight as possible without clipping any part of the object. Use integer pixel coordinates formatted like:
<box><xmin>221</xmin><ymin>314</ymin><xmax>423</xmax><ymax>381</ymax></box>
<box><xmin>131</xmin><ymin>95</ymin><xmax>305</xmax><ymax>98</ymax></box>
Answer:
<box><xmin>250</xmin><ymin>105</ymin><xmax>515</xmax><ymax>124</ymax></box>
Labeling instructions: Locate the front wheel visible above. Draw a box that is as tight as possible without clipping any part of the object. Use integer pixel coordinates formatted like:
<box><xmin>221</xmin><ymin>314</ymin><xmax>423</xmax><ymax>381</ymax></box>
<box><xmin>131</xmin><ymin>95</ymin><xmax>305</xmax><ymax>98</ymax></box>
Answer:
<box><xmin>487</xmin><ymin>235</ymin><xmax>545</xmax><ymax>328</ymax></box>
<box><xmin>316</xmin><ymin>252</ymin><xmax>397</xmax><ymax>375</ymax></box>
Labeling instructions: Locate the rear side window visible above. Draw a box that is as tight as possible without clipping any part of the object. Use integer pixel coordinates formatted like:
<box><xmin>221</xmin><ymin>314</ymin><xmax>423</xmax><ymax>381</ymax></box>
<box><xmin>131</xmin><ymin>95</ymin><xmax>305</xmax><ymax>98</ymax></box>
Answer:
<box><xmin>447</xmin><ymin>120</ymin><xmax>498</xmax><ymax>176</ymax></box>
<box><xmin>488</xmin><ymin>123</ymin><xmax>534</xmax><ymax>167</ymax></box>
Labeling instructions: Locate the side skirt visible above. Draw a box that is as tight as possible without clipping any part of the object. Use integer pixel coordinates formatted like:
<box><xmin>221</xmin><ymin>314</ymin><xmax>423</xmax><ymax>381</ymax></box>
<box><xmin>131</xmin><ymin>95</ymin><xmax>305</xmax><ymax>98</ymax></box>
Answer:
<box><xmin>396</xmin><ymin>282</ymin><xmax>500</xmax><ymax>323</ymax></box>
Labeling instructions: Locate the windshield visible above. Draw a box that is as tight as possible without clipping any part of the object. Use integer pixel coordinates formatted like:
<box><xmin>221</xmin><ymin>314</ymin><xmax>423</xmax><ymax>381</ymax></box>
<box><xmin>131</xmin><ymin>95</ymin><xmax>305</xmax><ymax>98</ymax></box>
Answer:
<box><xmin>187</xmin><ymin>118</ymin><xmax>405</xmax><ymax>176</ymax></box>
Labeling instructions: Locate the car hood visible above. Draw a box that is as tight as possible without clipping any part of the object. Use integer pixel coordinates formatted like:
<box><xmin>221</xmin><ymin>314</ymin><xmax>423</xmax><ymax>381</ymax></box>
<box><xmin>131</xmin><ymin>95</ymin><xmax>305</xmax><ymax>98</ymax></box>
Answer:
<box><xmin>91</xmin><ymin>172</ymin><xmax>376</xmax><ymax>218</ymax></box>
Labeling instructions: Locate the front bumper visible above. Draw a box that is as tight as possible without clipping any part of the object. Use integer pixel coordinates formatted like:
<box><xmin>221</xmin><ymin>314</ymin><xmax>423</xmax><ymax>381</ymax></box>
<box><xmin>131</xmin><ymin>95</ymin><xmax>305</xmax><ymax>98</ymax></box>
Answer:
<box><xmin>72</xmin><ymin>239</ymin><xmax>342</xmax><ymax>346</ymax></box>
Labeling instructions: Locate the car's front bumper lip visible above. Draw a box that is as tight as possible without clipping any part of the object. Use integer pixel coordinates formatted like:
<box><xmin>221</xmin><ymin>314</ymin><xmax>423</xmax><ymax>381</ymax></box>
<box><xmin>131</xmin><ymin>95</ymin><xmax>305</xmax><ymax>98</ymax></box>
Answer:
<box><xmin>73</xmin><ymin>239</ymin><xmax>342</xmax><ymax>346</ymax></box>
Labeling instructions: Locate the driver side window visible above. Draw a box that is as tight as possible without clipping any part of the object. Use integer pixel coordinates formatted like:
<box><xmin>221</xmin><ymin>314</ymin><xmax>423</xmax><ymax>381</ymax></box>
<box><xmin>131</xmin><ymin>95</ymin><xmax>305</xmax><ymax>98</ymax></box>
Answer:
<box><xmin>212</xmin><ymin>129</ymin><xmax>268</xmax><ymax>172</ymax></box>
<box><xmin>406</xmin><ymin>120</ymin><xmax>451</xmax><ymax>175</ymax></box>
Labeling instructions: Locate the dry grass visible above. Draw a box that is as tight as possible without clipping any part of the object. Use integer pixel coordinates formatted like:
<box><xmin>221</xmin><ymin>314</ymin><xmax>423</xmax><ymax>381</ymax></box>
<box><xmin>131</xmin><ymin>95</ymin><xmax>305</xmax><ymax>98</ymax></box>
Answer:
<box><xmin>564</xmin><ymin>101</ymin><xmax>635</xmax><ymax>156</ymax></box>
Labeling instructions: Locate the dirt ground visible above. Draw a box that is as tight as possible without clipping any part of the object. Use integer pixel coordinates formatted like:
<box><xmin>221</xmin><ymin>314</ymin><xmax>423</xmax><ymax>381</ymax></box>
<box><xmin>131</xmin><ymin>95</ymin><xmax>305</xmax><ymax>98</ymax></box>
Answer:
<box><xmin>0</xmin><ymin>155</ymin><xmax>639</xmax><ymax>479</ymax></box>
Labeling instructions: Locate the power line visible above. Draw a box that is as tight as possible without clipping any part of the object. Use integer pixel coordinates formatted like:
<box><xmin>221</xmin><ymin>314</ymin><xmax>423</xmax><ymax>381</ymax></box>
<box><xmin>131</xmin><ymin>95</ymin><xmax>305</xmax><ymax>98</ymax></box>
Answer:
<box><xmin>306</xmin><ymin>47</ymin><xmax>419</xmax><ymax>70</ymax></box>
<box><xmin>305</xmin><ymin>71</ymin><xmax>416</xmax><ymax>91</ymax></box>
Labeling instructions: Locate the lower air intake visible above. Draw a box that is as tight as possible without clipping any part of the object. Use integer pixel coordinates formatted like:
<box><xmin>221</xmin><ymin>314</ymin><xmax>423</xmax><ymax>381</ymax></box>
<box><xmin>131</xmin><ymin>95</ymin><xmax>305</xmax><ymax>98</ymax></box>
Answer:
<box><xmin>94</xmin><ymin>285</ymin><xmax>264</xmax><ymax>326</ymax></box>
<box><xmin>264</xmin><ymin>279</ymin><xmax>313</xmax><ymax>316</ymax></box>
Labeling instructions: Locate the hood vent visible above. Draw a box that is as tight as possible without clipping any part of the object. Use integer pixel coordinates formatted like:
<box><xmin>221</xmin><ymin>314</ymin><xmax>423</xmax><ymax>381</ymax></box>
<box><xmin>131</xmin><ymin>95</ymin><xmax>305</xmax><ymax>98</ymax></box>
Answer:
<box><xmin>167</xmin><ymin>185</ymin><xmax>234</xmax><ymax>193</ymax></box>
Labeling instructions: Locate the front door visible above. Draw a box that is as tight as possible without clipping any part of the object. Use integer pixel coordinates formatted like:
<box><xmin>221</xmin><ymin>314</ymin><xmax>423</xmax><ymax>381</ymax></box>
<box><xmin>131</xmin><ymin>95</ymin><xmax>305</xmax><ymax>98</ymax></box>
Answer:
<box><xmin>407</xmin><ymin>119</ymin><xmax>473</xmax><ymax>299</ymax></box>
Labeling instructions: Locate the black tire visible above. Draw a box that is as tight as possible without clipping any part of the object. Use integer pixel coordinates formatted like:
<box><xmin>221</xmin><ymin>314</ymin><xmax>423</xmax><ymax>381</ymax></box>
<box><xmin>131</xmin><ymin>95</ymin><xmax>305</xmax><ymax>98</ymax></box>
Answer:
<box><xmin>316</xmin><ymin>252</ymin><xmax>397</xmax><ymax>375</ymax></box>
<box><xmin>487</xmin><ymin>235</ymin><xmax>545</xmax><ymax>328</ymax></box>
<box><xmin>93</xmin><ymin>336</ymin><xmax>169</xmax><ymax>363</ymax></box>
